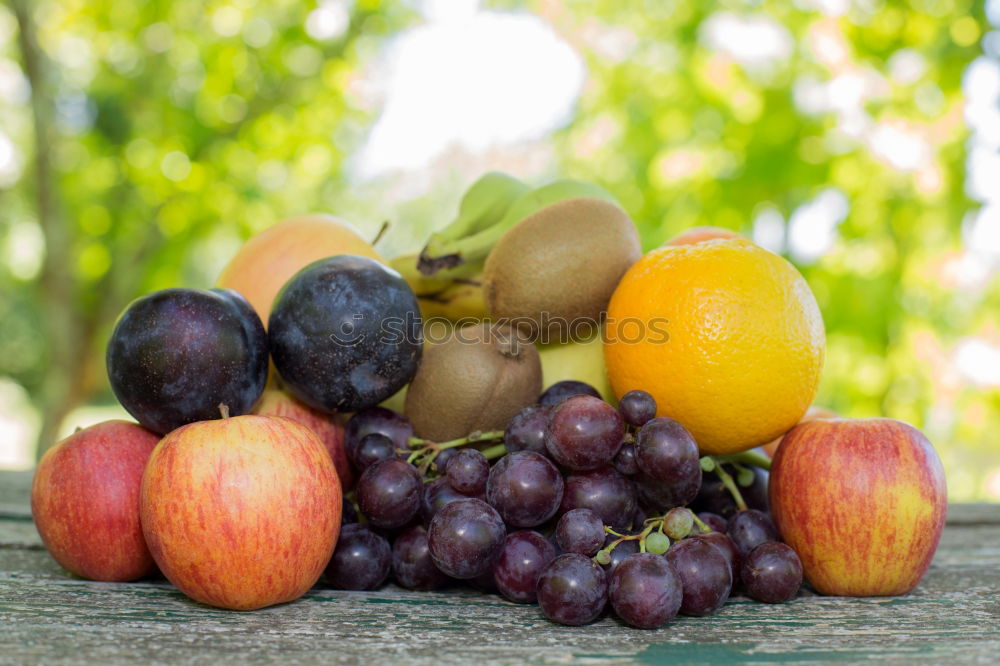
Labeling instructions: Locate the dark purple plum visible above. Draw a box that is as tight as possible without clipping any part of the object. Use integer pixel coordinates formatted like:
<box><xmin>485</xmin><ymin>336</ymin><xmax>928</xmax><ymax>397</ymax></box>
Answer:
<box><xmin>269</xmin><ymin>255</ymin><xmax>422</xmax><ymax>413</ymax></box>
<box><xmin>487</xmin><ymin>452</ymin><xmax>564</xmax><ymax>528</ymax></box>
<box><xmin>492</xmin><ymin>530</ymin><xmax>556</xmax><ymax>604</ymax></box>
<box><xmin>538</xmin><ymin>380</ymin><xmax>601</xmax><ymax>406</ymax></box>
<box><xmin>427</xmin><ymin>498</ymin><xmax>506</xmax><ymax>579</ymax></box>
<box><xmin>560</xmin><ymin>466</ymin><xmax>636</xmax><ymax>532</ymax></box>
<box><xmin>106</xmin><ymin>288</ymin><xmax>268</xmax><ymax>435</ymax></box>
<box><xmin>536</xmin><ymin>553</ymin><xmax>608</xmax><ymax>626</ymax></box>
<box><xmin>609</xmin><ymin>552</ymin><xmax>683</xmax><ymax>629</ymax></box>
<box><xmin>392</xmin><ymin>525</ymin><xmax>450</xmax><ymax>591</ymax></box>
<box><xmin>326</xmin><ymin>524</ymin><xmax>391</xmax><ymax>590</ymax></box>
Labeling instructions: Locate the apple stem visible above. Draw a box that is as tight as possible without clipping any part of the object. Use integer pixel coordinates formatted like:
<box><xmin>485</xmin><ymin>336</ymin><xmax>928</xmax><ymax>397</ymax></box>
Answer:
<box><xmin>714</xmin><ymin>450</ymin><xmax>771</xmax><ymax>471</ymax></box>
<box><xmin>218</xmin><ymin>403</ymin><xmax>230</xmax><ymax>419</ymax></box>
<box><xmin>713</xmin><ymin>462</ymin><xmax>749</xmax><ymax>512</ymax></box>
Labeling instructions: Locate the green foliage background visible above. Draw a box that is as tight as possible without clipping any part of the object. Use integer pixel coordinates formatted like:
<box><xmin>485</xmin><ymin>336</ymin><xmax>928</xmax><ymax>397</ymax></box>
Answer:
<box><xmin>0</xmin><ymin>0</ymin><xmax>997</xmax><ymax>500</ymax></box>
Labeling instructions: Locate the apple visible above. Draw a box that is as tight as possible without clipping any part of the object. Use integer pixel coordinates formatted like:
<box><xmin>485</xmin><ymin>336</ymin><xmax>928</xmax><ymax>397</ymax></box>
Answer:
<box><xmin>762</xmin><ymin>406</ymin><xmax>837</xmax><ymax>458</ymax></box>
<box><xmin>769</xmin><ymin>418</ymin><xmax>947</xmax><ymax>596</ymax></box>
<box><xmin>253</xmin><ymin>389</ymin><xmax>353</xmax><ymax>488</ymax></box>
<box><xmin>215</xmin><ymin>214</ymin><xmax>383</xmax><ymax>325</ymax></box>
<box><xmin>31</xmin><ymin>420</ymin><xmax>160</xmax><ymax>581</ymax></box>
<box><xmin>141</xmin><ymin>414</ymin><xmax>341</xmax><ymax>610</ymax></box>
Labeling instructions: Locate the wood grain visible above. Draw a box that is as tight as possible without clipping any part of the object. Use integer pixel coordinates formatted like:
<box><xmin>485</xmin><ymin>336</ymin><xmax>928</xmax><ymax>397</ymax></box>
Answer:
<box><xmin>1</xmin><ymin>471</ymin><xmax>998</xmax><ymax>664</ymax></box>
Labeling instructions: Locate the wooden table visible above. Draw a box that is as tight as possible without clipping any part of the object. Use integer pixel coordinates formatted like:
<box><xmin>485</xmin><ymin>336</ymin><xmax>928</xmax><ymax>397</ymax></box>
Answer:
<box><xmin>1</xmin><ymin>470</ymin><xmax>997</xmax><ymax>664</ymax></box>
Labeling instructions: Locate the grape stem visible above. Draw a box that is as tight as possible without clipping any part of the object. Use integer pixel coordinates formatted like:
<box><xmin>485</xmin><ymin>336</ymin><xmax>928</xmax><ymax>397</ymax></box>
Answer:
<box><xmin>713</xmin><ymin>450</ymin><xmax>771</xmax><ymax>471</ymax></box>
<box><xmin>405</xmin><ymin>430</ymin><xmax>506</xmax><ymax>476</ymax></box>
<box><xmin>712</xmin><ymin>461</ymin><xmax>749</xmax><ymax>512</ymax></box>
<box><xmin>691</xmin><ymin>512</ymin><xmax>712</xmax><ymax>534</ymax></box>
<box><xmin>479</xmin><ymin>443</ymin><xmax>507</xmax><ymax>461</ymax></box>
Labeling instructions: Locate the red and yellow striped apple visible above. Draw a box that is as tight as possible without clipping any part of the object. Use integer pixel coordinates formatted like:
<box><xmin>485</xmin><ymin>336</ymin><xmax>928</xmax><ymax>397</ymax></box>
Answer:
<box><xmin>769</xmin><ymin>418</ymin><xmax>947</xmax><ymax>596</ymax></box>
<box><xmin>140</xmin><ymin>415</ymin><xmax>341</xmax><ymax>610</ymax></box>
<box><xmin>32</xmin><ymin>420</ymin><xmax>160</xmax><ymax>581</ymax></box>
<box><xmin>253</xmin><ymin>389</ymin><xmax>353</xmax><ymax>488</ymax></box>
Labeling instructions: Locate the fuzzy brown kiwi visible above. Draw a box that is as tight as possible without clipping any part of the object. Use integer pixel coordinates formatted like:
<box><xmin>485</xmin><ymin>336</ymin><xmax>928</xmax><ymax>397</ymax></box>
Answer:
<box><xmin>404</xmin><ymin>322</ymin><xmax>541</xmax><ymax>442</ymax></box>
<box><xmin>482</xmin><ymin>197</ymin><xmax>641</xmax><ymax>341</ymax></box>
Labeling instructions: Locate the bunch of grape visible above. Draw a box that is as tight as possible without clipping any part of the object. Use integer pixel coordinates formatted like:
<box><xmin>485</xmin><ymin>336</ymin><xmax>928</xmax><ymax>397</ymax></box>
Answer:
<box><xmin>331</xmin><ymin>382</ymin><xmax>804</xmax><ymax>630</ymax></box>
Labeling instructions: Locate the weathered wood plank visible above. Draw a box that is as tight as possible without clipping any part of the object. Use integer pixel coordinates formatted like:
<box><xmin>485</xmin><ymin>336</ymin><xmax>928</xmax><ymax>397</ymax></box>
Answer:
<box><xmin>1</xmin><ymin>523</ymin><xmax>998</xmax><ymax>664</ymax></box>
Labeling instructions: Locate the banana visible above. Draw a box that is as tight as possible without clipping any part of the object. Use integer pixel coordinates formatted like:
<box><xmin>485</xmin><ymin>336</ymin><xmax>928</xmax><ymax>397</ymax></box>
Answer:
<box><xmin>419</xmin><ymin>172</ymin><xmax>529</xmax><ymax>275</ymax></box>
<box><xmin>390</xmin><ymin>253</ymin><xmax>490</xmax><ymax>321</ymax></box>
<box><xmin>536</xmin><ymin>332</ymin><xmax>616</xmax><ymax>404</ymax></box>
<box><xmin>419</xmin><ymin>178</ymin><xmax>620</xmax><ymax>275</ymax></box>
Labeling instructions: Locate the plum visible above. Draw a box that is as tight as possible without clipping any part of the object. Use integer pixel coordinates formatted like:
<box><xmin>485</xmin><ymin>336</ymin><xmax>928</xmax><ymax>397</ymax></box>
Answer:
<box><xmin>106</xmin><ymin>288</ymin><xmax>268</xmax><ymax>435</ymax></box>
<box><xmin>268</xmin><ymin>255</ymin><xmax>422</xmax><ymax>413</ymax></box>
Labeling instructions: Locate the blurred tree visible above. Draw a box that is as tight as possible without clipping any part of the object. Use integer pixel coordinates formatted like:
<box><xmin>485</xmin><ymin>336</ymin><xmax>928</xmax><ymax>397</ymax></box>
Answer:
<box><xmin>2</xmin><ymin>0</ymin><xmax>415</xmax><ymax>456</ymax></box>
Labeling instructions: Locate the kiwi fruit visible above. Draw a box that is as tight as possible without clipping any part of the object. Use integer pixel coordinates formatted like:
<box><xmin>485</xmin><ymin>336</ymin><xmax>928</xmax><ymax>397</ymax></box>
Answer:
<box><xmin>404</xmin><ymin>322</ymin><xmax>542</xmax><ymax>442</ymax></box>
<box><xmin>483</xmin><ymin>197</ymin><xmax>641</xmax><ymax>341</ymax></box>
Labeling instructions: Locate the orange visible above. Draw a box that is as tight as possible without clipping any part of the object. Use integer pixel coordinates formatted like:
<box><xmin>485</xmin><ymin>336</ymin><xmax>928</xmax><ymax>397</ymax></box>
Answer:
<box><xmin>665</xmin><ymin>226</ymin><xmax>745</xmax><ymax>246</ymax></box>
<box><xmin>604</xmin><ymin>239</ymin><xmax>825</xmax><ymax>455</ymax></box>
<box><xmin>216</xmin><ymin>214</ymin><xmax>383</xmax><ymax>325</ymax></box>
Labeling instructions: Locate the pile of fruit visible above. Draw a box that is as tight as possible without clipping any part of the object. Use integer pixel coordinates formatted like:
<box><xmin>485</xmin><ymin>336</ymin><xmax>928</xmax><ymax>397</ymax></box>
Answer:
<box><xmin>31</xmin><ymin>172</ymin><xmax>948</xmax><ymax>628</ymax></box>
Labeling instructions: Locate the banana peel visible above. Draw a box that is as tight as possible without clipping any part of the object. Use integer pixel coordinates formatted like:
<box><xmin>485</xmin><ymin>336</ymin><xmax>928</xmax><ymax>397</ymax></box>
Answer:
<box><xmin>537</xmin><ymin>333</ymin><xmax>616</xmax><ymax>405</ymax></box>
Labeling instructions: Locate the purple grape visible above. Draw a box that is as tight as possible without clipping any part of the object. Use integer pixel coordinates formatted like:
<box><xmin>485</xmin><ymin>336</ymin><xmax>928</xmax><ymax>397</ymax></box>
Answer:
<box><xmin>741</xmin><ymin>541</ymin><xmax>802</xmax><ymax>603</ymax></box>
<box><xmin>326</xmin><ymin>524</ymin><xmax>391</xmax><ymax>590</ymax></box>
<box><xmin>345</xmin><ymin>407</ymin><xmax>413</xmax><ymax>467</ymax></box>
<box><xmin>468</xmin><ymin>569</ymin><xmax>498</xmax><ymax>593</ymax></box>
<box><xmin>433</xmin><ymin>447</ymin><xmax>459</xmax><ymax>475</ymax></box>
<box><xmin>536</xmin><ymin>553</ymin><xmax>608</xmax><ymax>626</ymax></box>
<box><xmin>422</xmin><ymin>476</ymin><xmax>474</xmax><ymax>523</ymax></box>
<box><xmin>560</xmin><ymin>466</ymin><xmax>636</xmax><ymax>532</ymax></box>
<box><xmin>617</xmin><ymin>390</ymin><xmax>657</xmax><ymax>428</ymax></box>
<box><xmin>698</xmin><ymin>512</ymin><xmax>728</xmax><ymax>533</ymax></box>
<box><xmin>612</xmin><ymin>442</ymin><xmax>639</xmax><ymax>476</ymax></box>
<box><xmin>609</xmin><ymin>552</ymin><xmax>683</xmax><ymax>629</ymax></box>
<box><xmin>446</xmin><ymin>448</ymin><xmax>489</xmax><ymax>495</ymax></box>
<box><xmin>356</xmin><ymin>457</ymin><xmax>422</xmax><ymax>529</ymax></box>
<box><xmin>492</xmin><ymin>530</ymin><xmax>556</xmax><ymax>604</ymax></box>
<box><xmin>427</xmin><ymin>498</ymin><xmax>506</xmax><ymax>579</ymax></box>
<box><xmin>545</xmin><ymin>395</ymin><xmax>625</xmax><ymax>471</ymax></box>
<box><xmin>691</xmin><ymin>532</ymin><xmax>740</xmax><ymax>581</ymax></box>
<box><xmin>341</xmin><ymin>496</ymin><xmax>358</xmax><ymax>524</ymax></box>
<box><xmin>727</xmin><ymin>509</ymin><xmax>779</xmax><ymax>556</ymax></box>
<box><xmin>634</xmin><ymin>418</ymin><xmax>701</xmax><ymax>508</ymax></box>
<box><xmin>487</xmin><ymin>451</ymin><xmax>564</xmax><ymax>528</ymax></box>
<box><xmin>601</xmin><ymin>535</ymin><xmax>639</xmax><ymax>573</ymax></box>
<box><xmin>392</xmin><ymin>525</ymin><xmax>449</xmax><ymax>591</ymax></box>
<box><xmin>504</xmin><ymin>405</ymin><xmax>550</xmax><ymax>455</ymax></box>
<box><xmin>693</xmin><ymin>465</ymin><xmax>769</xmax><ymax>518</ymax></box>
<box><xmin>555</xmin><ymin>508</ymin><xmax>605</xmax><ymax>557</ymax></box>
<box><xmin>665</xmin><ymin>537</ymin><xmax>732</xmax><ymax>616</ymax></box>
<box><xmin>539</xmin><ymin>380</ymin><xmax>601</xmax><ymax>406</ymax></box>
<box><xmin>352</xmin><ymin>432</ymin><xmax>396</xmax><ymax>472</ymax></box>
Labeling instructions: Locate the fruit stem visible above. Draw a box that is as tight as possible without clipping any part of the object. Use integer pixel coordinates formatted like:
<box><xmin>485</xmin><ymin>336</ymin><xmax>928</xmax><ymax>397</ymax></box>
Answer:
<box><xmin>691</xmin><ymin>512</ymin><xmax>712</xmax><ymax>534</ymax></box>
<box><xmin>479</xmin><ymin>443</ymin><xmax>507</xmax><ymax>461</ymax></box>
<box><xmin>713</xmin><ymin>450</ymin><xmax>772</xmax><ymax>471</ymax></box>
<box><xmin>218</xmin><ymin>403</ymin><xmax>230</xmax><ymax>419</ymax></box>
<box><xmin>712</xmin><ymin>460</ymin><xmax>748</xmax><ymax>512</ymax></box>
